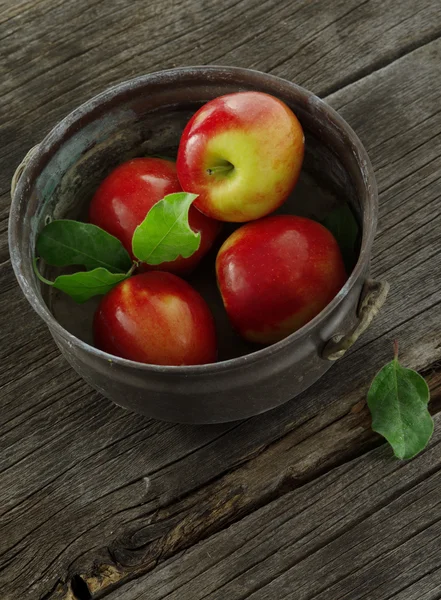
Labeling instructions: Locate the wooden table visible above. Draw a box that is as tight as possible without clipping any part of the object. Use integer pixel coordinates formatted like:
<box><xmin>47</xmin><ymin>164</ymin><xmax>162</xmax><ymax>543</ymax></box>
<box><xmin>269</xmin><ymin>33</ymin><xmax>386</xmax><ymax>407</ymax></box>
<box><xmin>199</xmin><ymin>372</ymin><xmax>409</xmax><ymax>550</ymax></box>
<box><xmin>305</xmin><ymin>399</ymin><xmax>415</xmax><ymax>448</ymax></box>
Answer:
<box><xmin>1</xmin><ymin>0</ymin><xmax>441</xmax><ymax>598</ymax></box>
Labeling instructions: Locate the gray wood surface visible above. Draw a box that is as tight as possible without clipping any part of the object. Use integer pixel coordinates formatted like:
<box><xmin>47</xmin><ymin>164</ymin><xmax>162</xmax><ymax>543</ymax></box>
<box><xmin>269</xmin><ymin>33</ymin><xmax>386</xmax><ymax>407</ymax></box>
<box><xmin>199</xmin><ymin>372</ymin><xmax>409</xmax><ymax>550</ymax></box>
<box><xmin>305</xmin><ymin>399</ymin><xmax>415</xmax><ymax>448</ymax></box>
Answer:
<box><xmin>102</xmin><ymin>412</ymin><xmax>441</xmax><ymax>600</ymax></box>
<box><xmin>1</xmin><ymin>0</ymin><xmax>441</xmax><ymax>599</ymax></box>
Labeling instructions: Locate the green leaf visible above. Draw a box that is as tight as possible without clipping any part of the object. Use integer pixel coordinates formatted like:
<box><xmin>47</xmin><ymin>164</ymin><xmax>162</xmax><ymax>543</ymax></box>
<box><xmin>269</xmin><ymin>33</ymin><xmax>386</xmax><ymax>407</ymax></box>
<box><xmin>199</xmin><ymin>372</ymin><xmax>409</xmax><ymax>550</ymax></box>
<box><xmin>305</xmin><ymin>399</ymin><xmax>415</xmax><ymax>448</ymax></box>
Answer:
<box><xmin>36</xmin><ymin>220</ymin><xmax>132</xmax><ymax>274</ymax></box>
<box><xmin>322</xmin><ymin>204</ymin><xmax>359</xmax><ymax>273</ymax></box>
<box><xmin>34</xmin><ymin>260</ymin><xmax>128</xmax><ymax>303</ymax></box>
<box><xmin>132</xmin><ymin>192</ymin><xmax>200</xmax><ymax>265</ymax></box>
<box><xmin>367</xmin><ymin>350</ymin><xmax>433</xmax><ymax>460</ymax></box>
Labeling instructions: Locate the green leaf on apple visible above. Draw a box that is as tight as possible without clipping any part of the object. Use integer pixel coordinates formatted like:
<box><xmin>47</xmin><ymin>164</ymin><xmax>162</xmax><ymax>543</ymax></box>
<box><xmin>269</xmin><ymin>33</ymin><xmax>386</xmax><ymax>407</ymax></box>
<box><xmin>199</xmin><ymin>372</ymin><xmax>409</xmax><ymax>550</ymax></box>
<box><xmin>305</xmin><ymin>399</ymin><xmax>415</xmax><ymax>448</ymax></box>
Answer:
<box><xmin>33</xmin><ymin>259</ymin><xmax>130</xmax><ymax>303</ymax></box>
<box><xmin>322</xmin><ymin>204</ymin><xmax>359</xmax><ymax>273</ymax></box>
<box><xmin>36</xmin><ymin>220</ymin><xmax>132</xmax><ymax>274</ymax></box>
<box><xmin>367</xmin><ymin>342</ymin><xmax>433</xmax><ymax>460</ymax></box>
<box><xmin>132</xmin><ymin>192</ymin><xmax>200</xmax><ymax>265</ymax></box>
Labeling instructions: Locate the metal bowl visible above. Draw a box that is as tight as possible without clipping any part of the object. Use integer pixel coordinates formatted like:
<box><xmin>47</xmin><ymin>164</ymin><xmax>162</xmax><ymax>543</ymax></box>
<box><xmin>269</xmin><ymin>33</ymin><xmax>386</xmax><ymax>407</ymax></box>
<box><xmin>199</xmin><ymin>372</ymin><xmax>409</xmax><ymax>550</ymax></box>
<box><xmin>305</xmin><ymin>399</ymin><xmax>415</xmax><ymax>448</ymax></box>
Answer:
<box><xmin>9</xmin><ymin>66</ymin><xmax>387</xmax><ymax>424</ymax></box>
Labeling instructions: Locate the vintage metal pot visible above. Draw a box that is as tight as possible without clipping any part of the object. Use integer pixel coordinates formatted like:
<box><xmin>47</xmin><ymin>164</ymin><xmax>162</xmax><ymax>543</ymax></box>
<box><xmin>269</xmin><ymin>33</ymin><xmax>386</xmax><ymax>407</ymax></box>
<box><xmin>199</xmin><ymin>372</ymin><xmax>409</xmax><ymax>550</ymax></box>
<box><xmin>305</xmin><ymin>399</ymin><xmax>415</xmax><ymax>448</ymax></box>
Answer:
<box><xmin>9</xmin><ymin>66</ymin><xmax>388</xmax><ymax>424</ymax></box>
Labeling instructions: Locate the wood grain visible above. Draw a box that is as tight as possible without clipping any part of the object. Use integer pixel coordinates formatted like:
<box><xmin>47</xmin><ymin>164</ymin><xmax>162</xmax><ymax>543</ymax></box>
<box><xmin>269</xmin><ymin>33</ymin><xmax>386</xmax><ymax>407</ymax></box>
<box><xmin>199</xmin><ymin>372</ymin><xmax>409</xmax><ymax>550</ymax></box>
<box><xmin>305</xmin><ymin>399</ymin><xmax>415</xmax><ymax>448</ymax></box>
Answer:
<box><xmin>101</xmin><ymin>412</ymin><xmax>441</xmax><ymax>600</ymax></box>
<box><xmin>1</xmin><ymin>0</ymin><xmax>441</xmax><ymax>599</ymax></box>
<box><xmin>1</xmin><ymin>0</ymin><xmax>441</xmax><ymax>261</ymax></box>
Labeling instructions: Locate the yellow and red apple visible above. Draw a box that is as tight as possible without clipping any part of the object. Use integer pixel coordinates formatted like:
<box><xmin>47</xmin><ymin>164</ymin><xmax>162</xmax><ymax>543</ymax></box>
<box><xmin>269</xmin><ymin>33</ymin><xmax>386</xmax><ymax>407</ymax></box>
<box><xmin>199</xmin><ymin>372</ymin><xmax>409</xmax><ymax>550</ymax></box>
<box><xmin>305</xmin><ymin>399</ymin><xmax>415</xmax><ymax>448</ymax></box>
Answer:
<box><xmin>177</xmin><ymin>92</ymin><xmax>305</xmax><ymax>222</ymax></box>
<box><xmin>216</xmin><ymin>215</ymin><xmax>347</xmax><ymax>344</ymax></box>
<box><xmin>94</xmin><ymin>272</ymin><xmax>217</xmax><ymax>365</ymax></box>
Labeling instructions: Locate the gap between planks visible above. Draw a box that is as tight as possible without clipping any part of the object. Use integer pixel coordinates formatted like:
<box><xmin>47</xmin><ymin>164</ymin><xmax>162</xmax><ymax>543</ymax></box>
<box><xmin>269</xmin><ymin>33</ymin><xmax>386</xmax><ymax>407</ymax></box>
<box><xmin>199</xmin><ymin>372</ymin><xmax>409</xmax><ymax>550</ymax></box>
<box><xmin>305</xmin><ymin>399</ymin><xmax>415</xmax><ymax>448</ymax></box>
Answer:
<box><xmin>58</xmin><ymin>365</ymin><xmax>441</xmax><ymax>600</ymax></box>
<box><xmin>2</xmin><ymin>2</ymin><xmax>440</xmax><ymax>596</ymax></box>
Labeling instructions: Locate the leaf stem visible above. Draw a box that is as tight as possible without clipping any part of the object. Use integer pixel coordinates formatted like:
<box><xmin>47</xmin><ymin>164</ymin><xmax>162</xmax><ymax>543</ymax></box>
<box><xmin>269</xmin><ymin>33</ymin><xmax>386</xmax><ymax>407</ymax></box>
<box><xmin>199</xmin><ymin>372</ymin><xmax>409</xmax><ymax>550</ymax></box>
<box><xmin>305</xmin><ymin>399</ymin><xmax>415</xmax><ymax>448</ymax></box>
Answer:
<box><xmin>127</xmin><ymin>262</ymin><xmax>138</xmax><ymax>277</ymax></box>
<box><xmin>393</xmin><ymin>339</ymin><xmax>399</xmax><ymax>361</ymax></box>
<box><xmin>33</xmin><ymin>257</ymin><xmax>54</xmax><ymax>286</ymax></box>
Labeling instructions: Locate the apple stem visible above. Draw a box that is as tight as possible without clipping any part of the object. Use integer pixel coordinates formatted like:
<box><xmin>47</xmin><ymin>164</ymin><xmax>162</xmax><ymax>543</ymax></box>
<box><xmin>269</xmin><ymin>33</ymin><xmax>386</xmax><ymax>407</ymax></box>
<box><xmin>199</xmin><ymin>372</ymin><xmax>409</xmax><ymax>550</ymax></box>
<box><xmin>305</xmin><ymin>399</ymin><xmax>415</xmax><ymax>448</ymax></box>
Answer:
<box><xmin>206</xmin><ymin>164</ymin><xmax>234</xmax><ymax>175</ymax></box>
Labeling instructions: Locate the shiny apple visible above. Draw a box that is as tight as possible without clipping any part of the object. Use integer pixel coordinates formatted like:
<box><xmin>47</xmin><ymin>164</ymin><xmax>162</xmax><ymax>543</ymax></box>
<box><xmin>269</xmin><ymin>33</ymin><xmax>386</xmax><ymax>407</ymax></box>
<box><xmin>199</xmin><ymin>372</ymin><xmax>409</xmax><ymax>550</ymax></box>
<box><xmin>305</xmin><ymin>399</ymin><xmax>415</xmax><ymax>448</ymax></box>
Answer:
<box><xmin>89</xmin><ymin>157</ymin><xmax>221</xmax><ymax>274</ymax></box>
<box><xmin>94</xmin><ymin>272</ymin><xmax>217</xmax><ymax>365</ymax></box>
<box><xmin>177</xmin><ymin>91</ymin><xmax>304</xmax><ymax>222</ymax></box>
<box><xmin>216</xmin><ymin>215</ymin><xmax>347</xmax><ymax>344</ymax></box>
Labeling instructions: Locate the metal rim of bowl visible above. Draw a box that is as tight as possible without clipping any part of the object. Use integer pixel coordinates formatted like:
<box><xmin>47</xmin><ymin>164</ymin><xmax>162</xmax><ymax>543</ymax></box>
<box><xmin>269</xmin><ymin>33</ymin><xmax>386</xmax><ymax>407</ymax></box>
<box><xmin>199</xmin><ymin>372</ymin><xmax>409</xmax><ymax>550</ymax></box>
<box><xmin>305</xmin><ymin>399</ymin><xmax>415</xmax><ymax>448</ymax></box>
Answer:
<box><xmin>9</xmin><ymin>65</ymin><xmax>378</xmax><ymax>375</ymax></box>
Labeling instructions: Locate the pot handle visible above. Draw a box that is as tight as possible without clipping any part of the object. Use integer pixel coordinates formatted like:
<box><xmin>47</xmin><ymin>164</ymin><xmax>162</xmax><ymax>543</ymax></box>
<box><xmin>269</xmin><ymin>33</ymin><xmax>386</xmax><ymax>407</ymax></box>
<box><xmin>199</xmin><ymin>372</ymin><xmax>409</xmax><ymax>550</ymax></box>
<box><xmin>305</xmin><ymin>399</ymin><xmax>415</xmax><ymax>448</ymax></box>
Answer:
<box><xmin>11</xmin><ymin>144</ymin><xmax>40</xmax><ymax>198</ymax></box>
<box><xmin>322</xmin><ymin>279</ymin><xmax>390</xmax><ymax>361</ymax></box>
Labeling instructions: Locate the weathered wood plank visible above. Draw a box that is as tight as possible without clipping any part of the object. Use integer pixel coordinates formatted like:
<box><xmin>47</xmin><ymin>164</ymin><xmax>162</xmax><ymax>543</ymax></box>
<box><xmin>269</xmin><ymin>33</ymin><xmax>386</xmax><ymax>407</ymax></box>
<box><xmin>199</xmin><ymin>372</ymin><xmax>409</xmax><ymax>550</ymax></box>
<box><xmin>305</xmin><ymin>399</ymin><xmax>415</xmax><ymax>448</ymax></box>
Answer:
<box><xmin>52</xmin><ymin>36</ymin><xmax>441</xmax><ymax>596</ymax></box>
<box><xmin>0</xmin><ymin>34</ymin><xmax>440</xmax><ymax>596</ymax></box>
<box><xmin>1</xmin><ymin>0</ymin><xmax>441</xmax><ymax>261</ymax></box>
<box><xmin>100</xmin><ymin>412</ymin><xmax>441</xmax><ymax>600</ymax></box>
<box><xmin>35</xmin><ymin>303</ymin><xmax>440</xmax><ymax>600</ymax></box>
<box><xmin>1</xmin><ymin>1</ymin><xmax>441</xmax><ymax>599</ymax></box>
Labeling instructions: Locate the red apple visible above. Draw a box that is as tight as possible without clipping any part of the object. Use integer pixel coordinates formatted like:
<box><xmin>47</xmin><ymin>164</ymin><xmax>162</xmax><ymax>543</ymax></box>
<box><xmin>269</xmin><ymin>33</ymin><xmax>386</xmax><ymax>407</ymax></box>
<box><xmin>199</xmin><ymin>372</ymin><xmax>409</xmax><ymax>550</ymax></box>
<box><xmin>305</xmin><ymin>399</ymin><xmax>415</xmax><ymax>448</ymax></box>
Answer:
<box><xmin>94</xmin><ymin>272</ymin><xmax>217</xmax><ymax>365</ymax></box>
<box><xmin>177</xmin><ymin>91</ymin><xmax>304</xmax><ymax>222</ymax></box>
<box><xmin>89</xmin><ymin>158</ymin><xmax>221</xmax><ymax>274</ymax></box>
<box><xmin>216</xmin><ymin>215</ymin><xmax>347</xmax><ymax>344</ymax></box>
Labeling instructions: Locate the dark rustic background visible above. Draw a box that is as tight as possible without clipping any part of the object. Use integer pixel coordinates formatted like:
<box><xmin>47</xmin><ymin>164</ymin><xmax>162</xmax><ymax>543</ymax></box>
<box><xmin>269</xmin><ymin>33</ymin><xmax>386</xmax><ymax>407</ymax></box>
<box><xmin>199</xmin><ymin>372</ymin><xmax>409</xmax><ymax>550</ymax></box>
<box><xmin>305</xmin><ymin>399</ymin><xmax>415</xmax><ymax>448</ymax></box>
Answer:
<box><xmin>1</xmin><ymin>1</ymin><xmax>441</xmax><ymax>599</ymax></box>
